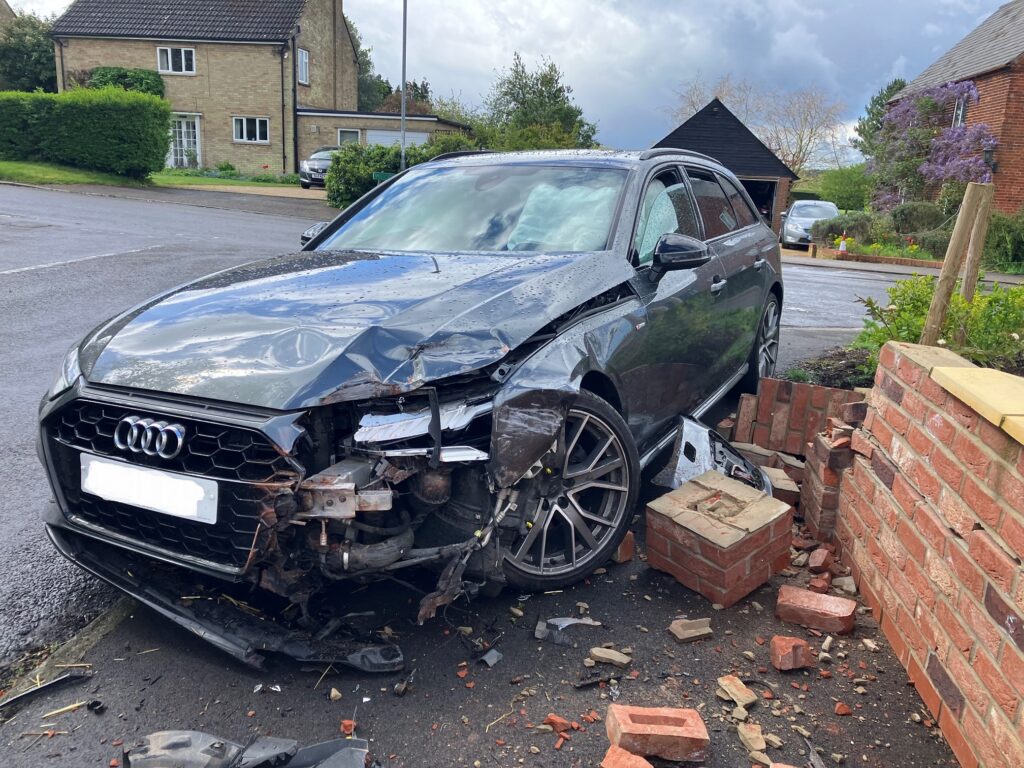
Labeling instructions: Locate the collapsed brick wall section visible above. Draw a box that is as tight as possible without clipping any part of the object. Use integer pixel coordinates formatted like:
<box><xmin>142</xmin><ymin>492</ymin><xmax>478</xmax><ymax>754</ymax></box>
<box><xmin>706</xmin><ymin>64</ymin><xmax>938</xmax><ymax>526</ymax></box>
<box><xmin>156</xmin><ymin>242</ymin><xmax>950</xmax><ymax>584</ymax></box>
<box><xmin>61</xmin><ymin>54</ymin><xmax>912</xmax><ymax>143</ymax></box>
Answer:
<box><xmin>835</xmin><ymin>342</ymin><xmax>1024</xmax><ymax>768</ymax></box>
<box><xmin>801</xmin><ymin>423</ymin><xmax>855</xmax><ymax>541</ymax></box>
<box><xmin>734</xmin><ymin>377</ymin><xmax>865</xmax><ymax>457</ymax></box>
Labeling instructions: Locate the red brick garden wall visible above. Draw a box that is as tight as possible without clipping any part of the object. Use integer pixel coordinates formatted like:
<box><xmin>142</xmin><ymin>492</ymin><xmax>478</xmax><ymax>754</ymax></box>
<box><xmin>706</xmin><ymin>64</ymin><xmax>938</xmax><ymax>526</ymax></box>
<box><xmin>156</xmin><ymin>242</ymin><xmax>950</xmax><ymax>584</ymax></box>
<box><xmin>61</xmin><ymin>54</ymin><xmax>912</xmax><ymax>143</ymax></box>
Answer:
<box><xmin>835</xmin><ymin>342</ymin><xmax>1024</xmax><ymax>767</ymax></box>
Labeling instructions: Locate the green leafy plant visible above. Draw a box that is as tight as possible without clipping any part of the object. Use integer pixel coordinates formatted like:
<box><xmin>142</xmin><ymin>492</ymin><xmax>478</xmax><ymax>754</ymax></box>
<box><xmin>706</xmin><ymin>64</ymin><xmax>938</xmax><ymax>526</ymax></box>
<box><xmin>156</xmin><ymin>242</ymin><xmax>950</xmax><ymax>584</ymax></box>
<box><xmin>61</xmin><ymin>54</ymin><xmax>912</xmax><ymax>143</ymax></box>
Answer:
<box><xmin>87</xmin><ymin>67</ymin><xmax>165</xmax><ymax>97</ymax></box>
<box><xmin>983</xmin><ymin>208</ymin><xmax>1024</xmax><ymax>274</ymax></box>
<box><xmin>853</xmin><ymin>275</ymin><xmax>1024</xmax><ymax>374</ymax></box>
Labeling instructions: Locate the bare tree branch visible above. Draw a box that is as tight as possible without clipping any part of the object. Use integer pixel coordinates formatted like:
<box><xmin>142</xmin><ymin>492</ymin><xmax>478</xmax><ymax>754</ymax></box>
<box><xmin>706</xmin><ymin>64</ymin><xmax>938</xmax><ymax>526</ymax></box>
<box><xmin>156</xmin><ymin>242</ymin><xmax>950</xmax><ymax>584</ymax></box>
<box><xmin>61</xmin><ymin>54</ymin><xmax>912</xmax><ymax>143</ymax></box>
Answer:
<box><xmin>672</xmin><ymin>74</ymin><xmax>846</xmax><ymax>175</ymax></box>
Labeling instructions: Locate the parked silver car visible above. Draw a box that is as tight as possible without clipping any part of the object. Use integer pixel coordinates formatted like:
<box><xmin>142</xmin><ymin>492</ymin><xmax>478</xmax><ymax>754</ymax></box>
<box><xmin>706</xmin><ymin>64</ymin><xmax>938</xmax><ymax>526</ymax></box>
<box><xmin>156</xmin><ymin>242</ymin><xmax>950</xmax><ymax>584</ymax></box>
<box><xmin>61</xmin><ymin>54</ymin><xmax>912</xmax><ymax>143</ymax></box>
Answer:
<box><xmin>780</xmin><ymin>200</ymin><xmax>839</xmax><ymax>247</ymax></box>
<box><xmin>299</xmin><ymin>146</ymin><xmax>338</xmax><ymax>189</ymax></box>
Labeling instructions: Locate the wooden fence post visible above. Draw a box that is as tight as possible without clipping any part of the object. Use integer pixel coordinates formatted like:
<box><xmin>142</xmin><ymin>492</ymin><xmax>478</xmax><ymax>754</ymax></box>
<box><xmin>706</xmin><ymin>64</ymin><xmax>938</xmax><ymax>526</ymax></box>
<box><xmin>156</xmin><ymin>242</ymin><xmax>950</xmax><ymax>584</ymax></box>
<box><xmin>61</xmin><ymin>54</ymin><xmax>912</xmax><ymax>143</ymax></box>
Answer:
<box><xmin>920</xmin><ymin>182</ymin><xmax>986</xmax><ymax>347</ymax></box>
<box><xmin>959</xmin><ymin>183</ymin><xmax>996</xmax><ymax>303</ymax></box>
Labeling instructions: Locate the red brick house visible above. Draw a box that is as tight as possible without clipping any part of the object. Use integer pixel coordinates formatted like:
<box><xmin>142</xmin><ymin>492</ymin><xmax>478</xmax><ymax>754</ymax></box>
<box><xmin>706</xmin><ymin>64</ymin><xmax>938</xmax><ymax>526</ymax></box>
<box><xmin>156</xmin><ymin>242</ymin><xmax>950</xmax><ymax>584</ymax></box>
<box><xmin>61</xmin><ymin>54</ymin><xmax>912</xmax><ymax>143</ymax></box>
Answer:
<box><xmin>899</xmin><ymin>0</ymin><xmax>1024</xmax><ymax>214</ymax></box>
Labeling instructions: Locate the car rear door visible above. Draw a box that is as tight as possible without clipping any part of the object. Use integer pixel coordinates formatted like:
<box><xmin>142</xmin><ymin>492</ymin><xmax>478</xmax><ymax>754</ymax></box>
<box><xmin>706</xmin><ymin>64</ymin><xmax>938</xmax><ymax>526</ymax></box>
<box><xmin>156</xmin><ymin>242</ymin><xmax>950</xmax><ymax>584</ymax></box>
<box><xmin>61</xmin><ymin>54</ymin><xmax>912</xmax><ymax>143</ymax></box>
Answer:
<box><xmin>685</xmin><ymin>167</ymin><xmax>766</xmax><ymax>383</ymax></box>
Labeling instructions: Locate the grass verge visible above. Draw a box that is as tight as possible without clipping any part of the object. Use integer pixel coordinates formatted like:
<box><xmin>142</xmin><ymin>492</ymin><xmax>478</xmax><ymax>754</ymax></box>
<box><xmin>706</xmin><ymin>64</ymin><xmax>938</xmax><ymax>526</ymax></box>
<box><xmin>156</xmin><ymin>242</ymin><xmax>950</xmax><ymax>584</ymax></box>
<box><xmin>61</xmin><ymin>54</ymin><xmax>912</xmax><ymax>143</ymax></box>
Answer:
<box><xmin>0</xmin><ymin>160</ymin><xmax>145</xmax><ymax>186</ymax></box>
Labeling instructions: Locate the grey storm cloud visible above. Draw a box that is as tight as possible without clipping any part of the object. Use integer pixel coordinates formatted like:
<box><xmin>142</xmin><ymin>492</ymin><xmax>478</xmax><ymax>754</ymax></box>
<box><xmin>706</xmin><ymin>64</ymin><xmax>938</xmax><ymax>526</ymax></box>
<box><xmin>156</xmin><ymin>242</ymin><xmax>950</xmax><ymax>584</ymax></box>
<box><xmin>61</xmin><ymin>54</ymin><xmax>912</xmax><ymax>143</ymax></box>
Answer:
<box><xmin>17</xmin><ymin>0</ymin><xmax>1005</xmax><ymax>148</ymax></box>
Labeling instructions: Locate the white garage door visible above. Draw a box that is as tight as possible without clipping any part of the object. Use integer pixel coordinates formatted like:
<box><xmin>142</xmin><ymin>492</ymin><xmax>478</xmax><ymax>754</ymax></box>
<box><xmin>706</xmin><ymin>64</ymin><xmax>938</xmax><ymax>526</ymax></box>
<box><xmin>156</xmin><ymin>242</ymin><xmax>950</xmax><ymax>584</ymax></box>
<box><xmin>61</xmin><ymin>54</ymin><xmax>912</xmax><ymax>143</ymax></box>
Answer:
<box><xmin>365</xmin><ymin>129</ymin><xmax>431</xmax><ymax>147</ymax></box>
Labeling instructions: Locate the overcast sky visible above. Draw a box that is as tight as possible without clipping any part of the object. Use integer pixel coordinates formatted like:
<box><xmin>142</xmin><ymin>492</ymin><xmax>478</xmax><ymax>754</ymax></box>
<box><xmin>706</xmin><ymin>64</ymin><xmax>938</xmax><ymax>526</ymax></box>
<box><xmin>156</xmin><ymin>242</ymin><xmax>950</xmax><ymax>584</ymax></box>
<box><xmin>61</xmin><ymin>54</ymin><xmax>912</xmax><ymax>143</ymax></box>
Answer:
<box><xmin>13</xmin><ymin>0</ymin><xmax>1004</xmax><ymax>148</ymax></box>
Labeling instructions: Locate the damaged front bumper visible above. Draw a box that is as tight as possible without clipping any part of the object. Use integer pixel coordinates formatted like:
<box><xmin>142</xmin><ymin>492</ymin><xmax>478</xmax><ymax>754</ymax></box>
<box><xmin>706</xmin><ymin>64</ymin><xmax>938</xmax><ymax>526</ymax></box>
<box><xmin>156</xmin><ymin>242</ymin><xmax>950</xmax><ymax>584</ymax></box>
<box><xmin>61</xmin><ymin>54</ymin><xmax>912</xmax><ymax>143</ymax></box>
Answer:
<box><xmin>46</xmin><ymin>523</ymin><xmax>405</xmax><ymax>673</ymax></box>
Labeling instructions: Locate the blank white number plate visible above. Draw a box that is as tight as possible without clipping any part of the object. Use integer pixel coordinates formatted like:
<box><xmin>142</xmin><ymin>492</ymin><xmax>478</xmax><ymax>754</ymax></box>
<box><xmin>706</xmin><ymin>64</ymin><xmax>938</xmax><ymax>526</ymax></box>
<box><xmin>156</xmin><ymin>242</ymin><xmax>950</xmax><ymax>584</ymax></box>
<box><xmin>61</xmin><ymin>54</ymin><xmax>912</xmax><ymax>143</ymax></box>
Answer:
<box><xmin>80</xmin><ymin>453</ymin><xmax>218</xmax><ymax>525</ymax></box>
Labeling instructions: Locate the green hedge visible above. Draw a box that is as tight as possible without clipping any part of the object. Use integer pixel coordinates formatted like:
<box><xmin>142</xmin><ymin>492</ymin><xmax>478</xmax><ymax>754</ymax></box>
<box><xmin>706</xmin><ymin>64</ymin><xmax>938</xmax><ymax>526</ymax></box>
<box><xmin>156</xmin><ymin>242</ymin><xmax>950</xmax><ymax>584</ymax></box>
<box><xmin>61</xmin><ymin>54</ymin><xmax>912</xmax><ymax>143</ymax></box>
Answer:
<box><xmin>325</xmin><ymin>132</ymin><xmax>477</xmax><ymax>208</ymax></box>
<box><xmin>984</xmin><ymin>208</ymin><xmax>1024</xmax><ymax>274</ymax></box>
<box><xmin>87</xmin><ymin>67</ymin><xmax>165</xmax><ymax>97</ymax></box>
<box><xmin>809</xmin><ymin>211</ymin><xmax>874</xmax><ymax>243</ymax></box>
<box><xmin>0</xmin><ymin>87</ymin><xmax>170</xmax><ymax>177</ymax></box>
<box><xmin>890</xmin><ymin>201</ymin><xmax>945</xmax><ymax>234</ymax></box>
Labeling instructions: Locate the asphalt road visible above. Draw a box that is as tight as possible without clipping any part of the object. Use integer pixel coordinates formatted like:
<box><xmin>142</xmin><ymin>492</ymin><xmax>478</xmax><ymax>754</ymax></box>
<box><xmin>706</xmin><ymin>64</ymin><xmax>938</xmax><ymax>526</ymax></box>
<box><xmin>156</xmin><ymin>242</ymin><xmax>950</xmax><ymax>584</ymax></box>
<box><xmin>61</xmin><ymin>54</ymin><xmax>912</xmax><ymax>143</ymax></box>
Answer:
<box><xmin>0</xmin><ymin>185</ymin><xmax>325</xmax><ymax>666</ymax></box>
<box><xmin>0</xmin><ymin>184</ymin><xmax>894</xmax><ymax>668</ymax></box>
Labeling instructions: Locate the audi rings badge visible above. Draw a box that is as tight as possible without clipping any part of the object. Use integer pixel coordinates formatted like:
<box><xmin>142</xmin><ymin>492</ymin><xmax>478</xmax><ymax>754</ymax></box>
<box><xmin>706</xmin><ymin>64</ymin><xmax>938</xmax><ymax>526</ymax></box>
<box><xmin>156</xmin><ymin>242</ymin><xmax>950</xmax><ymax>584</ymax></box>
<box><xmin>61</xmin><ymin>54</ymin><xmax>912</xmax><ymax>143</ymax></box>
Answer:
<box><xmin>113</xmin><ymin>416</ymin><xmax>187</xmax><ymax>460</ymax></box>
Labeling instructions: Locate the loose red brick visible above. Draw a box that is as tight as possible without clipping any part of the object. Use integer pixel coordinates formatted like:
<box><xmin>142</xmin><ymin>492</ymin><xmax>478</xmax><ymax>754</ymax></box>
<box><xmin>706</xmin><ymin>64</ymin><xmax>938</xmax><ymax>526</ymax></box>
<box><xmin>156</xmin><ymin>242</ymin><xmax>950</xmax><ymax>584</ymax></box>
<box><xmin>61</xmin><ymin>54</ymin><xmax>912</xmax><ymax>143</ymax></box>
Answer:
<box><xmin>605</xmin><ymin>704</ymin><xmax>709</xmax><ymax>763</ymax></box>
<box><xmin>543</xmin><ymin>713</ymin><xmax>572</xmax><ymax>733</ymax></box>
<box><xmin>808</xmin><ymin>547</ymin><xmax>833</xmax><ymax>573</ymax></box>
<box><xmin>834</xmin><ymin>701</ymin><xmax>853</xmax><ymax>716</ymax></box>
<box><xmin>808</xmin><ymin>573</ymin><xmax>832</xmax><ymax>594</ymax></box>
<box><xmin>968</xmin><ymin>529</ymin><xmax>1018</xmax><ymax>592</ymax></box>
<box><xmin>776</xmin><ymin>584</ymin><xmax>857</xmax><ymax>634</ymax></box>
<box><xmin>850</xmin><ymin>429</ymin><xmax>873</xmax><ymax>459</ymax></box>
<box><xmin>613</xmin><ymin>531</ymin><xmax>635</xmax><ymax>564</ymax></box>
<box><xmin>770</xmin><ymin>635</ymin><xmax>813</xmax><ymax>671</ymax></box>
<box><xmin>600</xmin><ymin>745</ymin><xmax>653</xmax><ymax>768</ymax></box>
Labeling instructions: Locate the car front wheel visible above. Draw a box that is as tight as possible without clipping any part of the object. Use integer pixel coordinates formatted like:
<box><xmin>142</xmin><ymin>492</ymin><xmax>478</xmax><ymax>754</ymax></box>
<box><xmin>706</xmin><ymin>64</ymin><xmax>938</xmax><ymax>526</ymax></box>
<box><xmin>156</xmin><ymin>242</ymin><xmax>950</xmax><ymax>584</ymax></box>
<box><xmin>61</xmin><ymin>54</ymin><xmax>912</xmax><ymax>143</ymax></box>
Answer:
<box><xmin>502</xmin><ymin>390</ymin><xmax>639</xmax><ymax>590</ymax></box>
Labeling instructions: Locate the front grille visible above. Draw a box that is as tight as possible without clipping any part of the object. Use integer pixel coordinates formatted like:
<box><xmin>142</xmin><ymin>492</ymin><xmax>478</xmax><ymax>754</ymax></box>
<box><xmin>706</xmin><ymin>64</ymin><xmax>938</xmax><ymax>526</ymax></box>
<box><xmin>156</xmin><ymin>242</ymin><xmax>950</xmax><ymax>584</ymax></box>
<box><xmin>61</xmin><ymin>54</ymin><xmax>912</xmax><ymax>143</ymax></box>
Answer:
<box><xmin>46</xmin><ymin>399</ymin><xmax>300</xmax><ymax>570</ymax></box>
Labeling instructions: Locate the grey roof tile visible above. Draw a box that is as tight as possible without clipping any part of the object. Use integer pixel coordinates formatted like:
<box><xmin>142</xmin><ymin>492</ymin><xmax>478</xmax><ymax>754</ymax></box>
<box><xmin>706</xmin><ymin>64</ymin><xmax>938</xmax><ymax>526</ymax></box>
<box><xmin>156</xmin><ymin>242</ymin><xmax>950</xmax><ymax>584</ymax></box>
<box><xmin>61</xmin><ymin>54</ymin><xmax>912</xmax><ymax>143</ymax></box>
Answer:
<box><xmin>52</xmin><ymin>0</ymin><xmax>306</xmax><ymax>42</ymax></box>
<box><xmin>902</xmin><ymin>0</ymin><xmax>1024</xmax><ymax>95</ymax></box>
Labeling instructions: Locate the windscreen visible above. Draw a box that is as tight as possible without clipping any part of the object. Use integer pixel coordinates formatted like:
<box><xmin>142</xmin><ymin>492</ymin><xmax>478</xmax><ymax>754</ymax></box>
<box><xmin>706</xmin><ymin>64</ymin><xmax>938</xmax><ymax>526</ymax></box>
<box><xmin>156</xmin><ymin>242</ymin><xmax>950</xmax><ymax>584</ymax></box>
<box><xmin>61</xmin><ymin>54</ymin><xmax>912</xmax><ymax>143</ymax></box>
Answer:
<box><xmin>317</xmin><ymin>164</ymin><xmax>627</xmax><ymax>253</ymax></box>
<box><xmin>792</xmin><ymin>202</ymin><xmax>839</xmax><ymax>218</ymax></box>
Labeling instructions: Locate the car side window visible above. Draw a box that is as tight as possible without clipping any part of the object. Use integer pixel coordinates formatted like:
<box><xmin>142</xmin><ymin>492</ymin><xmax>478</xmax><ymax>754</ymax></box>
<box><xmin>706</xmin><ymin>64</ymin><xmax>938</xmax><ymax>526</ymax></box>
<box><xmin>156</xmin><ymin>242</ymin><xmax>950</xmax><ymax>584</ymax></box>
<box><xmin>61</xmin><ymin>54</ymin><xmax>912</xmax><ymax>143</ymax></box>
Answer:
<box><xmin>686</xmin><ymin>168</ymin><xmax>739</xmax><ymax>240</ymax></box>
<box><xmin>718</xmin><ymin>175</ymin><xmax>758</xmax><ymax>229</ymax></box>
<box><xmin>634</xmin><ymin>173</ymin><xmax>700</xmax><ymax>265</ymax></box>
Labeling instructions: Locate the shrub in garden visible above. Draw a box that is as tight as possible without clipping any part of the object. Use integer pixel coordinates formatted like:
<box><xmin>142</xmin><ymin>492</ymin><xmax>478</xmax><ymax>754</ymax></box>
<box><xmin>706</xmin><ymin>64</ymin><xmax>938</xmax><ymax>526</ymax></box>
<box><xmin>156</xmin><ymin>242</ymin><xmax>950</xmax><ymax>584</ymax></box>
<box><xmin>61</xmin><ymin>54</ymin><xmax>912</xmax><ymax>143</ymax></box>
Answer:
<box><xmin>917</xmin><ymin>229</ymin><xmax>951</xmax><ymax>261</ymax></box>
<box><xmin>890</xmin><ymin>201</ymin><xmax>945</xmax><ymax>234</ymax></box>
<box><xmin>0</xmin><ymin>87</ymin><xmax>170</xmax><ymax>177</ymax></box>
<box><xmin>983</xmin><ymin>208</ymin><xmax>1024</xmax><ymax>274</ymax></box>
<box><xmin>325</xmin><ymin>132</ymin><xmax>477</xmax><ymax>208</ymax></box>
<box><xmin>87</xmin><ymin>67</ymin><xmax>165</xmax><ymax>97</ymax></box>
<box><xmin>810</xmin><ymin>211</ymin><xmax>874</xmax><ymax>243</ymax></box>
<box><xmin>853</xmin><ymin>274</ymin><xmax>1024</xmax><ymax>374</ymax></box>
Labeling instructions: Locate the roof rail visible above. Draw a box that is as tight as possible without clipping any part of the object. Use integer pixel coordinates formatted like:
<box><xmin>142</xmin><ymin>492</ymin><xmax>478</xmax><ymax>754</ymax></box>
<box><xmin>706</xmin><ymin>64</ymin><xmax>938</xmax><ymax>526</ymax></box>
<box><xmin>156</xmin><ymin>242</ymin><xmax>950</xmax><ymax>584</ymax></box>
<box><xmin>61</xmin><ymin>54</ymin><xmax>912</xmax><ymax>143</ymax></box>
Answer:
<box><xmin>639</xmin><ymin>147</ymin><xmax>719</xmax><ymax>163</ymax></box>
<box><xmin>427</xmin><ymin>150</ymin><xmax>495</xmax><ymax>163</ymax></box>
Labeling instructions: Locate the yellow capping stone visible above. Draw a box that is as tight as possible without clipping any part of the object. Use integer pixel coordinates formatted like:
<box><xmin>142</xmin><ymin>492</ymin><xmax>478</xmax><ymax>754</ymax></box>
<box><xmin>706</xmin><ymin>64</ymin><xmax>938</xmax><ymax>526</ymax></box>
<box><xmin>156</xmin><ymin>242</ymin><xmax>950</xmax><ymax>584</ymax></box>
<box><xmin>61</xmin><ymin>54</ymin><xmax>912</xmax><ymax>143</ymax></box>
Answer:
<box><xmin>930</xmin><ymin>367</ymin><xmax>1024</xmax><ymax>441</ymax></box>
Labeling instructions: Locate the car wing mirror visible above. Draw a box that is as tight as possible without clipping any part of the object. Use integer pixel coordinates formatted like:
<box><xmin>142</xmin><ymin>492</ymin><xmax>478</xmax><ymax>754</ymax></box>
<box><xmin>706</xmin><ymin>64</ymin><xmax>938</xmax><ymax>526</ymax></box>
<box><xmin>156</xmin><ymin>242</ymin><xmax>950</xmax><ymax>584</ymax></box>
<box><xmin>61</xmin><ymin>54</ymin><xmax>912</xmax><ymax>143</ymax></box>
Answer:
<box><xmin>300</xmin><ymin>221</ymin><xmax>329</xmax><ymax>247</ymax></box>
<box><xmin>651</xmin><ymin>233</ymin><xmax>712</xmax><ymax>277</ymax></box>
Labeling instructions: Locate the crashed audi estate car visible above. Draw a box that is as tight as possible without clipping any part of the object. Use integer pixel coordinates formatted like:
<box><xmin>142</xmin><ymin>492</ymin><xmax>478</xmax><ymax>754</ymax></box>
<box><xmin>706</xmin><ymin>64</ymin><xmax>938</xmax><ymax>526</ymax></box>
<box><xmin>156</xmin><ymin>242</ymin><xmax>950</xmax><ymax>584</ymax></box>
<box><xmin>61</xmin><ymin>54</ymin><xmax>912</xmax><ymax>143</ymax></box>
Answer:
<box><xmin>39</xmin><ymin>149</ymin><xmax>782</xmax><ymax>666</ymax></box>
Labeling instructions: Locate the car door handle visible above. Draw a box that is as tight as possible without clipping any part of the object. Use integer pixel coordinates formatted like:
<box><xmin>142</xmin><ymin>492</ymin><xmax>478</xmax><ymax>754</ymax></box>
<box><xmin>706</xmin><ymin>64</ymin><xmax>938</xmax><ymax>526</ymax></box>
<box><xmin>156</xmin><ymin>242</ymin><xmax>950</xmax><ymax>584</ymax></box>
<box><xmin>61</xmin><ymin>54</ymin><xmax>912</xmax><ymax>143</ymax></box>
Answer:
<box><xmin>710</xmin><ymin>277</ymin><xmax>727</xmax><ymax>295</ymax></box>
<box><xmin>753</xmin><ymin>257</ymin><xmax>767</xmax><ymax>271</ymax></box>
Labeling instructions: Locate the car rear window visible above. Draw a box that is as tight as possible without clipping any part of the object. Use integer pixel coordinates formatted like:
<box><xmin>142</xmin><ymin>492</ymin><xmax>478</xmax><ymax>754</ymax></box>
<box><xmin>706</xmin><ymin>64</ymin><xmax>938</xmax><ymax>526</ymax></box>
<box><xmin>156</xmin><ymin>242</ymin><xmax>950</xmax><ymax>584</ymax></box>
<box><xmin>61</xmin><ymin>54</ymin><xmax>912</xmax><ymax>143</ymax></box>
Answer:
<box><xmin>316</xmin><ymin>164</ymin><xmax>628</xmax><ymax>253</ymax></box>
<box><xmin>686</xmin><ymin>168</ymin><xmax>738</xmax><ymax>239</ymax></box>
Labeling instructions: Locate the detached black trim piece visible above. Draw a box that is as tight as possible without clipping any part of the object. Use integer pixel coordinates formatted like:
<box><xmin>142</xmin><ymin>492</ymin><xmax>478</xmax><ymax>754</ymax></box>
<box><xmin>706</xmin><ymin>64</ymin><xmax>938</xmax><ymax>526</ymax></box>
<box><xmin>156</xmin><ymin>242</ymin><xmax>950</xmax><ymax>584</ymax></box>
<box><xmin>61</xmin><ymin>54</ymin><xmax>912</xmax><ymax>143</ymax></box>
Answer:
<box><xmin>46</xmin><ymin>525</ymin><xmax>405</xmax><ymax>673</ymax></box>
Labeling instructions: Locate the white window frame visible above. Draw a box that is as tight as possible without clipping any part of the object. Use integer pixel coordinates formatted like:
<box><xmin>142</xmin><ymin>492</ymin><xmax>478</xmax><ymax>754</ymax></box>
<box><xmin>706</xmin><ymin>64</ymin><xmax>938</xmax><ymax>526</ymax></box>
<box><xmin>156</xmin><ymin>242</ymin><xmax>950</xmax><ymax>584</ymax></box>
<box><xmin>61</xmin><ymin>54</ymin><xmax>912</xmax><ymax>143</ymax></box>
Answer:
<box><xmin>298</xmin><ymin>48</ymin><xmax>310</xmax><ymax>85</ymax></box>
<box><xmin>337</xmin><ymin>128</ymin><xmax>360</xmax><ymax>145</ymax></box>
<box><xmin>157</xmin><ymin>46</ymin><xmax>196</xmax><ymax>75</ymax></box>
<box><xmin>233</xmin><ymin>116</ymin><xmax>270</xmax><ymax>145</ymax></box>
<box><xmin>952</xmin><ymin>97</ymin><xmax>968</xmax><ymax>127</ymax></box>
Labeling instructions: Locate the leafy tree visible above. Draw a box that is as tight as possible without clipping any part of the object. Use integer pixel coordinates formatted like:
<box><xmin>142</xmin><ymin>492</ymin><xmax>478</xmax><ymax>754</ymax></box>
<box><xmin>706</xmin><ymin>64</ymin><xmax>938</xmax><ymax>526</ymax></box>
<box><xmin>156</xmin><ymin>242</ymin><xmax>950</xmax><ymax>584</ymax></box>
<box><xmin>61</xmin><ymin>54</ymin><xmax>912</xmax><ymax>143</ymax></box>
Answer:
<box><xmin>345</xmin><ymin>16</ymin><xmax>391</xmax><ymax>112</ymax></box>
<box><xmin>0</xmin><ymin>13</ymin><xmax>57</xmax><ymax>92</ymax></box>
<box><xmin>851</xmin><ymin>78</ymin><xmax>906</xmax><ymax>162</ymax></box>
<box><xmin>871</xmin><ymin>81</ymin><xmax>996</xmax><ymax>210</ymax></box>
<box><xmin>819</xmin><ymin>164</ymin><xmax>870</xmax><ymax>211</ymax></box>
<box><xmin>379</xmin><ymin>79</ymin><xmax>433</xmax><ymax>115</ymax></box>
<box><xmin>484</xmin><ymin>52</ymin><xmax>596</xmax><ymax>148</ymax></box>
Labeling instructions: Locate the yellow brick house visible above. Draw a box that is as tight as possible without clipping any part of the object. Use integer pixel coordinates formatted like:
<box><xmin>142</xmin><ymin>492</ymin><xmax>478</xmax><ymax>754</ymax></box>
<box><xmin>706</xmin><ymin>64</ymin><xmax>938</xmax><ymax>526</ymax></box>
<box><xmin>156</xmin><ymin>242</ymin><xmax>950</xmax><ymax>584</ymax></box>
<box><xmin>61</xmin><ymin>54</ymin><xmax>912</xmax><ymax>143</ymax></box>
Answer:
<box><xmin>51</xmin><ymin>0</ymin><xmax>463</xmax><ymax>175</ymax></box>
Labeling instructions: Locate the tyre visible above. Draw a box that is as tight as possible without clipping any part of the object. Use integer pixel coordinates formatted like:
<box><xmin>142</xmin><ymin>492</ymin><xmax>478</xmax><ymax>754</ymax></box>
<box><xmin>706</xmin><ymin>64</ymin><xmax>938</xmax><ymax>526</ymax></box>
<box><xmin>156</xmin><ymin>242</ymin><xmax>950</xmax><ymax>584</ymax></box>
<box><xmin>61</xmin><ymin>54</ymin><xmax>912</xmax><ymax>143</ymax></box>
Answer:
<box><xmin>502</xmin><ymin>390</ymin><xmax>640</xmax><ymax>591</ymax></box>
<box><xmin>740</xmin><ymin>293</ymin><xmax>781</xmax><ymax>393</ymax></box>
<box><xmin>300</xmin><ymin>181</ymin><xmax>311</xmax><ymax>189</ymax></box>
